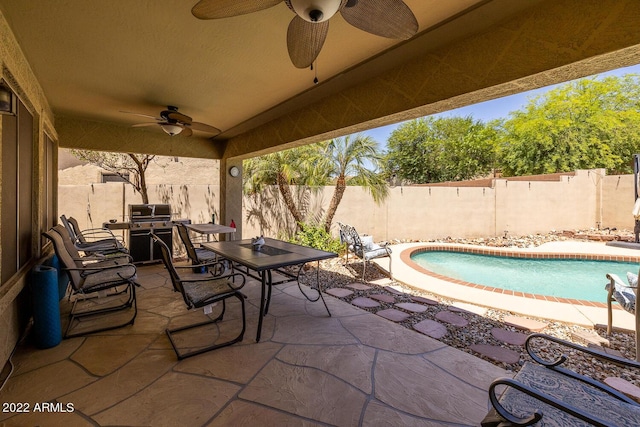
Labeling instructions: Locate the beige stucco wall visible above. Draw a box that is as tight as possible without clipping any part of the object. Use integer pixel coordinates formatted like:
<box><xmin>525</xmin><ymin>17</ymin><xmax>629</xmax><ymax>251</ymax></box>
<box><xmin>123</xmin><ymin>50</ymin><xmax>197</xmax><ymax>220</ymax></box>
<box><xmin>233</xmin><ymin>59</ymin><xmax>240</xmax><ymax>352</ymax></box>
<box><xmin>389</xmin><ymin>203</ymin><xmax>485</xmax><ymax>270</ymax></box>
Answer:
<box><xmin>58</xmin><ymin>155</ymin><xmax>222</xmax><ymax>254</ymax></box>
<box><xmin>243</xmin><ymin>169</ymin><xmax>628</xmax><ymax>241</ymax></box>
<box><xmin>602</xmin><ymin>174</ymin><xmax>636</xmax><ymax>228</ymax></box>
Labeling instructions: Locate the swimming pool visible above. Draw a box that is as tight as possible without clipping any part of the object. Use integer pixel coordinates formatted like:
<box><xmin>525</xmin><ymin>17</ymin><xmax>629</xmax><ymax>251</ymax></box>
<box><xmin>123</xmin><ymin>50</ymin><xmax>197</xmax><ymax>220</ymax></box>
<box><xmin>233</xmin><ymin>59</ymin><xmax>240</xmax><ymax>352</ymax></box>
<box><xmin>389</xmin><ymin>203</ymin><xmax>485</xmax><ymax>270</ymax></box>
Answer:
<box><xmin>409</xmin><ymin>248</ymin><xmax>640</xmax><ymax>303</ymax></box>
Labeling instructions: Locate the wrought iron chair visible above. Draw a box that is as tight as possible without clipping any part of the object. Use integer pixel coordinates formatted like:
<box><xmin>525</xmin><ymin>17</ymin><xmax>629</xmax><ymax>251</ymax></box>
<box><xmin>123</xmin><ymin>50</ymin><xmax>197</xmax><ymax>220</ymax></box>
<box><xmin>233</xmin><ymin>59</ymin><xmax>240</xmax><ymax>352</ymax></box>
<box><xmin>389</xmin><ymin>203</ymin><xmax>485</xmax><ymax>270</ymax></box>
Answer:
<box><xmin>43</xmin><ymin>227</ymin><xmax>138</xmax><ymax>338</ymax></box>
<box><xmin>337</xmin><ymin>222</ymin><xmax>392</xmax><ymax>281</ymax></box>
<box><xmin>151</xmin><ymin>233</ymin><xmax>247</xmax><ymax>359</ymax></box>
<box><xmin>482</xmin><ymin>333</ymin><xmax>640</xmax><ymax>426</ymax></box>
<box><xmin>60</xmin><ymin>214</ymin><xmax>127</xmax><ymax>256</ymax></box>
<box><xmin>606</xmin><ymin>270</ymin><xmax>640</xmax><ymax>361</ymax></box>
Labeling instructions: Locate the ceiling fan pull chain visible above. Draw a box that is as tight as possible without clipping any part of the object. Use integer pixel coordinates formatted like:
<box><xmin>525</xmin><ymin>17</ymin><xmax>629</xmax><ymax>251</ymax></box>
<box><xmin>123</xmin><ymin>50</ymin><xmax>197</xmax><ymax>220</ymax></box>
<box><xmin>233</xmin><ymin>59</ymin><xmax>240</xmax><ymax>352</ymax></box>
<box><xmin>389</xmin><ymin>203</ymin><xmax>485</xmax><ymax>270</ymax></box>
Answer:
<box><xmin>312</xmin><ymin>61</ymin><xmax>318</xmax><ymax>84</ymax></box>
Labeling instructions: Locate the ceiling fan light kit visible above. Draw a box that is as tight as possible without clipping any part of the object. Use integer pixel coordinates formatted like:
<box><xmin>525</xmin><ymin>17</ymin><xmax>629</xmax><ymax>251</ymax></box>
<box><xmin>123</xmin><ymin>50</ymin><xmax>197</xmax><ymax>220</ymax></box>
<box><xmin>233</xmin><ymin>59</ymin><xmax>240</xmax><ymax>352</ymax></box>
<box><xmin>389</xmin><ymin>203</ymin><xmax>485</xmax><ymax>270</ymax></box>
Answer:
<box><xmin>124</xmin><ymin>105</ymin><xmax>221</xmax><ymax>137</ymax></box>
<box><xmin>288</xmin><ymin>0</ymin><xmax>342</xmax><ymax>22</ymax></box>
<box><xmin>160</xmin><ymin>123</ymin><xmax>183</xmax><ymax>136</ymax></box>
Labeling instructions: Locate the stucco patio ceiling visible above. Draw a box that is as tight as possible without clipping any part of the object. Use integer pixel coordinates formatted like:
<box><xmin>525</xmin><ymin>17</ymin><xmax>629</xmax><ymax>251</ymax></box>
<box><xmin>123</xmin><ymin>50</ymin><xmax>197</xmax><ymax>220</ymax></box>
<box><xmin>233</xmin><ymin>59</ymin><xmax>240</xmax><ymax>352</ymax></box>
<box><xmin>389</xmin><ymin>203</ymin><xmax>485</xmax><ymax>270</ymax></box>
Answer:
<box><xmin>1</xmin><ymin>0</ymin><xmax>639</xmax><ymax>159</ymax></box>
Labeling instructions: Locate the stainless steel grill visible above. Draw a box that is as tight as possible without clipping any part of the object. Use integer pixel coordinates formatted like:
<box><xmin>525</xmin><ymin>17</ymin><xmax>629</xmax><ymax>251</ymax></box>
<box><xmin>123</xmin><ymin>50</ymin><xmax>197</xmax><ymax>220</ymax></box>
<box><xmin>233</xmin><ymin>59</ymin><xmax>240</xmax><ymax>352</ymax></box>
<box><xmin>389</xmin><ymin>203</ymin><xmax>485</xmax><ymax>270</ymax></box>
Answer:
<box><xmin>128</xmin><ymin>204</ymin><xmax>173</xmax><ymax>264</ymax></box>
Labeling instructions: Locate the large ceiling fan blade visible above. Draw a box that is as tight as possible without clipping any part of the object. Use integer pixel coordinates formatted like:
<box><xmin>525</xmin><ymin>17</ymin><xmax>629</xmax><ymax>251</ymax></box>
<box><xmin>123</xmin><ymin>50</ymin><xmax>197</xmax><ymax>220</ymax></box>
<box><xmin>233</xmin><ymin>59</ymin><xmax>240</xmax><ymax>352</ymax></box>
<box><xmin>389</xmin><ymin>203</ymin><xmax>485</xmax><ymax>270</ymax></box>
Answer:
<box><xmin>287</xmin><ymin>16</ymin><xmax>329</xmax><ymax>69</ymax></box>
<box><xmin>341</xmin><ymin>0</ymin><xmax>418</xmax><ymax>40</ymax></box>
<box><xmin>121</xmin><ymin>111</ymin><xmax>161</xmax><ymax>121</ymax></box>
<box><xmin>166</xmin><ymin>111</ymin><xmax>193</xmax><ymax>124</ymax></box>
<box><xmin>192</xmin><ymin>0</ymin><xmax>283</xmax><ymax>19</ymax></box>
<box><xmin>131</xmin><ymin>122</ymin><xmax>159</xmax><ymax>128</ymax></box>
<box><xmin>189</xmin><ymin>121</ymin><xmax>221</xmax><ymax>134</ymax></box>
<box><xmin>180</xmin><ymin>127</ymin><xmax>193</xmax><ymax>137</ymax></box>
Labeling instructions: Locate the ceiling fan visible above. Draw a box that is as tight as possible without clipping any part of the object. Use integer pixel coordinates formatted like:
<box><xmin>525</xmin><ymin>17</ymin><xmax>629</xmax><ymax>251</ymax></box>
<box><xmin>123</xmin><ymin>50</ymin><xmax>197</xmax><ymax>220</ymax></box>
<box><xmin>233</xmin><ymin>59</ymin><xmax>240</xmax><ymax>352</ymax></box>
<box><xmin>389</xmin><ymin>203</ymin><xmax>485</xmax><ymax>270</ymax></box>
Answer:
<box><xmin>191</xmin><ymin>0</ymin><xmax>419</xmax><ymax>69</ymax></box>
<box><xmin>122</xmin><ymin>106</ymin><xmax>221</xmax><ymax>137</ymax></box>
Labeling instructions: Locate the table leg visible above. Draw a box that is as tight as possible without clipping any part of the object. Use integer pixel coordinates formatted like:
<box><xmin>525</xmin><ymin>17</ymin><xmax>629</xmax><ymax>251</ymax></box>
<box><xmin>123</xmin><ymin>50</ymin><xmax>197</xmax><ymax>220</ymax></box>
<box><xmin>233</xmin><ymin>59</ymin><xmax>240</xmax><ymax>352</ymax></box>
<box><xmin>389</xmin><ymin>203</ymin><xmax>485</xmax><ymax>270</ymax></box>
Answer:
<box><xmin>264</xmin><ymin>270</ymin><xmax>273</xmax><ymax>315</ymax></box>
<box><xmin>256</xmin><ymin>270</ymin><xmax>267</xmax><ymax>342</ymax></box>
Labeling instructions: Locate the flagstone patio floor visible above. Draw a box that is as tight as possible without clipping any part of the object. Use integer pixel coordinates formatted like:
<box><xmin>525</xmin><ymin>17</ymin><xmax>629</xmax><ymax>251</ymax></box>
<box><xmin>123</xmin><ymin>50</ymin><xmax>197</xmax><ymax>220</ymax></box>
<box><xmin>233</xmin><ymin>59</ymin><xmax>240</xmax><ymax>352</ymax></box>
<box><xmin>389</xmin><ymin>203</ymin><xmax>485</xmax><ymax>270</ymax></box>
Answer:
<box><xmin>0</xmin><ymin>262</ymin><xmax>506</xmax><ymax>426</ymax></box>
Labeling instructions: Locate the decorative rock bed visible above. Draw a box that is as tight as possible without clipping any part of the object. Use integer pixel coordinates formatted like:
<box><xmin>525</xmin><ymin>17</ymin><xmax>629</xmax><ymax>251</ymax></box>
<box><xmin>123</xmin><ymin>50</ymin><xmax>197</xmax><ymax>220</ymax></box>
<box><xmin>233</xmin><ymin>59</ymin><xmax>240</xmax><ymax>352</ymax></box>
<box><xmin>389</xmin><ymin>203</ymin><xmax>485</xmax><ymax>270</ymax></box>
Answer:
<box><xmin>315</xmin><ymin>227</ymin><xmax>640</xmax><ymax>394</ymax></box>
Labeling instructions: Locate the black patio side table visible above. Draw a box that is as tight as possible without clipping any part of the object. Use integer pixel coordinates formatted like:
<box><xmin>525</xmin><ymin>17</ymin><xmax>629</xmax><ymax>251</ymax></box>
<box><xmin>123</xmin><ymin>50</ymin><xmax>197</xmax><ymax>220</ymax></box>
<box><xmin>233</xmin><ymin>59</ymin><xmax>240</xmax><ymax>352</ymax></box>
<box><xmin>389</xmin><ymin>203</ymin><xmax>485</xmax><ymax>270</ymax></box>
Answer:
<box><xmin>202</xmin><ymin>237</ymin><xmax>337</xmax><ymax>342</ymax></box>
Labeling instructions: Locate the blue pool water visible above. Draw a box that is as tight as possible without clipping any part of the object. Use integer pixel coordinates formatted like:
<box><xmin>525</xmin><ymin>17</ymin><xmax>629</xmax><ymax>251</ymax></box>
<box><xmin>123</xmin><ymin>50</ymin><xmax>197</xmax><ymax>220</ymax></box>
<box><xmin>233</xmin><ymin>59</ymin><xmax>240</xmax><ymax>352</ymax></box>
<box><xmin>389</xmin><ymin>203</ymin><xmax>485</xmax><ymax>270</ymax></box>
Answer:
<box><xmin>410</xmin><ymin>251</ymin><xmax>639</xmax><ymax>303</ymax></box>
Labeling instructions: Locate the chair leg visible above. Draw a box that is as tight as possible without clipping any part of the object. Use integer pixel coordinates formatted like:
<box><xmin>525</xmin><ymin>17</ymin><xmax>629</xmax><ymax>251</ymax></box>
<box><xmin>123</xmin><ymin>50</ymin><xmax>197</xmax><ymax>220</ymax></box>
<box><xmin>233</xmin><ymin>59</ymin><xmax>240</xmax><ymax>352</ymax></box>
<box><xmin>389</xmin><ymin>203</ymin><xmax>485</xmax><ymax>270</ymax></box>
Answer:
<box><xmin>166</xmin><ymin>292</ymin><xmax>246</xmax><ymax>360</ymax></box>
<box><xmin>65</xmin><ymin>282</ymin><xmax>137</xmax><ymax>338</ymax></box>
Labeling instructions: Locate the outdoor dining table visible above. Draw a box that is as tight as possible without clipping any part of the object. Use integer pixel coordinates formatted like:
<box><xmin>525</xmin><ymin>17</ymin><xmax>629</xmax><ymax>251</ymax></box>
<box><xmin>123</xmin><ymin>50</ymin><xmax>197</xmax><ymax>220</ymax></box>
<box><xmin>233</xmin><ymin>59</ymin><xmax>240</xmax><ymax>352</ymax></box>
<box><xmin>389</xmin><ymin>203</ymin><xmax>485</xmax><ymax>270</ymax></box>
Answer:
<box><xmin>185</xmin><ymin>222</ymin><xmax>236</xmax><ymax>241</ymax></box>
<box><xmin>202</xmin><ymin>237</ymin><xmax>337</xmax><ymax>342</ymax></box>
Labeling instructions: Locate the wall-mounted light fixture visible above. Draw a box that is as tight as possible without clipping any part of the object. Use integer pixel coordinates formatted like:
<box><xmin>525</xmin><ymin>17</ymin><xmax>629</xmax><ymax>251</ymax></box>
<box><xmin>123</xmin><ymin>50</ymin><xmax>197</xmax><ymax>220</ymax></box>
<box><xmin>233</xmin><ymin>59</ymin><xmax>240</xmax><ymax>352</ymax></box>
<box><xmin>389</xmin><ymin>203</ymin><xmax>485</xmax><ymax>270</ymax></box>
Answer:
<box><xmin>0</xmin><ymin>80</ymin><xmax>16</xmax><ymax>115</ymax></box>
<box><xmin>229</xmin><ymin>166</ymin><xmax>240</xmax><ymax>177</ymax></box>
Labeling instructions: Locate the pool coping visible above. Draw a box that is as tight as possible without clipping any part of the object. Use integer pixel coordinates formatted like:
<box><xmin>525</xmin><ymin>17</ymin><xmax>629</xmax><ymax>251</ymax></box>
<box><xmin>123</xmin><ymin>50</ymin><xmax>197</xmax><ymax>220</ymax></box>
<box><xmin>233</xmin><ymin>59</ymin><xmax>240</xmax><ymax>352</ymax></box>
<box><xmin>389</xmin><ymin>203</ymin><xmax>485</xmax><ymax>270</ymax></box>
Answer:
<box><xmin>378</xmin><ymin>241</ymin><xmax>639</xmax><ymax>330</ymax></box>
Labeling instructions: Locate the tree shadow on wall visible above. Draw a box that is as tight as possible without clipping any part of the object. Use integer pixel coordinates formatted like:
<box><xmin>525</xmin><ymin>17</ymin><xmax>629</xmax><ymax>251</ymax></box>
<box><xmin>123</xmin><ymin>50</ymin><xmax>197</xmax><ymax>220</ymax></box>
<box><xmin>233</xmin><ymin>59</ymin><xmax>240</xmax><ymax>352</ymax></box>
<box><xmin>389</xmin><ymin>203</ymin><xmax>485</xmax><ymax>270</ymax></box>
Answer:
<box><xmin>203</xmin><ymin>185</ymin><xmax>218</xmax><ymax>224</ymax></box>
<box><xmin>245</xmin><ymin>185</ymin><xmax>325</xmax><ymax>240</ymax></box>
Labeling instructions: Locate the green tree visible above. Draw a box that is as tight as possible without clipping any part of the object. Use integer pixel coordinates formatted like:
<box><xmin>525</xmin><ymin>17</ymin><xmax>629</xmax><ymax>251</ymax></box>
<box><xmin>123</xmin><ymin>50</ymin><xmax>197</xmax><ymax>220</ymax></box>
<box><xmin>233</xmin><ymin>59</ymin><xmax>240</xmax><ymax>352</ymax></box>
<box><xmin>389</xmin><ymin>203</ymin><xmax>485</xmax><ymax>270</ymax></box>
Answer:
<box><xmin>69</xmin><ymin>150</ymin><xmax>158</xmax><ymax>204</ymax></box>
<box><xmin>499</xmin><ymin>75</ymin><xmax>640</xmax><ymax>176</ymax></box>
<box><xmin>383</xmin><ymin>116</ymin><xmax>498</xmax><ymax>183</ymax></box>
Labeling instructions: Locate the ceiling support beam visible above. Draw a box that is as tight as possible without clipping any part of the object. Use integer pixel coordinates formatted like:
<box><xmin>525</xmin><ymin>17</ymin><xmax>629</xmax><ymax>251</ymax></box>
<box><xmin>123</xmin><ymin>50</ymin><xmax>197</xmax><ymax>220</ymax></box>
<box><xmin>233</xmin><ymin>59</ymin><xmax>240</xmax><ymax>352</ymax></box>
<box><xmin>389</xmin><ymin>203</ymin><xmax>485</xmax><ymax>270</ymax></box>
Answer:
<box><xmin>222</xmin><ymin>0</ymin><xmax>640</xmax><ymax>160</ymax></box>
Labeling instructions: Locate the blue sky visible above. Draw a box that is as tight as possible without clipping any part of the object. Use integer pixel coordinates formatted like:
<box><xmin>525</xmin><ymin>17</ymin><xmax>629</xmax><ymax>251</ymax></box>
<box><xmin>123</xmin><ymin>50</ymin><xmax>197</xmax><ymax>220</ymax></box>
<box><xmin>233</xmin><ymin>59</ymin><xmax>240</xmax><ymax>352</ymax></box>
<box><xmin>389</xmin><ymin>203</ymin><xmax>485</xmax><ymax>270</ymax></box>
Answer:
<box><xmin>363</xmin><ymin>63</ymin><xmax>640</xmax><ymax>148</ymax></box>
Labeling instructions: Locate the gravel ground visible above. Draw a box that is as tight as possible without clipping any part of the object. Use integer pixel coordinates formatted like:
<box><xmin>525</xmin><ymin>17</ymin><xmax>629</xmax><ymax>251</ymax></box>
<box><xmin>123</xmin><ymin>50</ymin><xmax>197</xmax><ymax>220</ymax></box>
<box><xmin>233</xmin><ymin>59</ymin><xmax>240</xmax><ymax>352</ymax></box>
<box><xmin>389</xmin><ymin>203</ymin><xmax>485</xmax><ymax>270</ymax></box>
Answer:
<box><xmin>312</xmin><ymin>228</ymin><xmax>640</xmax><ymax>391</ymax></box>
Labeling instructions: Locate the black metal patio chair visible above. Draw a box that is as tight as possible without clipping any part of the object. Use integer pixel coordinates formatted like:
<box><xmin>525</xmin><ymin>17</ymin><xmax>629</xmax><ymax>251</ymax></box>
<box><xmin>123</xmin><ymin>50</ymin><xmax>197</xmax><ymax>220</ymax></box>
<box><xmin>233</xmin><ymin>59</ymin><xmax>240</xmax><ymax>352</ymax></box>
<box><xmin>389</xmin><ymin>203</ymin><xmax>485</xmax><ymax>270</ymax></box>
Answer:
<box><xmin>43</xmin><ymin>227</ymin><xmax>138</xmax><ymax>338</ymax></box>
<box><xmin>60</xmin><ymin>214</ymin><xmax>128</xmax><ymax>256</ymax></box>
<box><xmin>176</xmin><ymin>223</ymin><xmax>220</xmax><ymax>267</ymax></box>
<box><xmin>151</xmin><ymin>233</ymin><xmax>247</xmax><ymax>359</ymax></box>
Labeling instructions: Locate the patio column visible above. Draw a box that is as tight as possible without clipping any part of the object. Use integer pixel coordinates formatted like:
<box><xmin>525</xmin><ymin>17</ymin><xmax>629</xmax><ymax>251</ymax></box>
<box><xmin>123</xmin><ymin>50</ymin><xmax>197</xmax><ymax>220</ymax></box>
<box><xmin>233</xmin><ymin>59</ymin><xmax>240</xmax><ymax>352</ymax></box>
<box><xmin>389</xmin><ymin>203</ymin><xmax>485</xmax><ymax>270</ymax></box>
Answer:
<box><xmin>220</xmin><ymin>158</ymin><xmax>242</xmax><ymax>240</ymax></box>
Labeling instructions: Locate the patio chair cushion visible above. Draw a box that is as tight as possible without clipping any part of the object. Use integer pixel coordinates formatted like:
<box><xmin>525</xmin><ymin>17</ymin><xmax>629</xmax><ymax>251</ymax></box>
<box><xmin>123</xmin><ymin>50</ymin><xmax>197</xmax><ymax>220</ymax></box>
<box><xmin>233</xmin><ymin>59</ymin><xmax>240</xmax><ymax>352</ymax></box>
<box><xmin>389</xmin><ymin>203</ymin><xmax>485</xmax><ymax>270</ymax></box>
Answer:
<box><xmin>362</xmin><ymin>244</ymin><xmax>391</xmax><ymax>261</ymax></box>
<box><xmin>182</xmin><ymin>279</ymin><xmax>238</xmax><ymax>308</ymax></box>
<box><xmin>194</xmin><ymin>247</ymin><xmax>217</xmax><ymax>262</ymax></box>
<box><xmin>81</xmin><ymin>264</ymin><xmax>137</xmax><ymax>292</ymax></box>
<box><xmin>493</xmin><ymin>361</ymin><xmax>640</xmax><ymax>426</ymax></box>
<box><xmin>605</xmin><ymin>273</ymin><xmax>637</xmax><ymax>313</ymax></box>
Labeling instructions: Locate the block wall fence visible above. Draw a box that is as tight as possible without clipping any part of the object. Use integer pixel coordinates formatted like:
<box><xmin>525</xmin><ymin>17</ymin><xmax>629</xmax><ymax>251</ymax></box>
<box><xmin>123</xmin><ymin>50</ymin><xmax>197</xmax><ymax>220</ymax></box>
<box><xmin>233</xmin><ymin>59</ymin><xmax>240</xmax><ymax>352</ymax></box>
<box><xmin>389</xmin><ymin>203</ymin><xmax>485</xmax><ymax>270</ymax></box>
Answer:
<box><xmin>58</xmin><ymin>169</ymin><xmax>637</xmax><ymax>246</ymax></box>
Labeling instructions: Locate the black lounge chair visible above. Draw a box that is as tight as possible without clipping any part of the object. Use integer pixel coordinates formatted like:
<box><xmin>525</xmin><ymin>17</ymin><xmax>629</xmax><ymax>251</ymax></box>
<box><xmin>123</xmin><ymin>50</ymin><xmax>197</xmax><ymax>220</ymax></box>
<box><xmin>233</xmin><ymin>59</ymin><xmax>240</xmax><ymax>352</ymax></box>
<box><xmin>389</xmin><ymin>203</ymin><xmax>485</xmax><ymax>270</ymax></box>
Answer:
<box><xmin>151</xmin><ymin>233</ymin><xmax>246</xmax><ymax>359</ymax></box>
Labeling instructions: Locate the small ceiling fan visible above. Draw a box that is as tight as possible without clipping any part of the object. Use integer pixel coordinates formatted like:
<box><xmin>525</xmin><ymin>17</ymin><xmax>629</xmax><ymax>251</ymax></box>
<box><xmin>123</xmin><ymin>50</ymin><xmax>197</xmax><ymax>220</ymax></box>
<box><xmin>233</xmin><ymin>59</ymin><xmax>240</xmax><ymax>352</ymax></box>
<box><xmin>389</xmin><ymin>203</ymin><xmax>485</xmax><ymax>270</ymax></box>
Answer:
<box><xmin>122</xmin><ymin>106</ymin><xmax>221</xmax><ymax>137</ymax></box>
<box><xmin>191</xmin><ymin>0</ymin><xmax>419</xmax><ymax>69</ymax></box>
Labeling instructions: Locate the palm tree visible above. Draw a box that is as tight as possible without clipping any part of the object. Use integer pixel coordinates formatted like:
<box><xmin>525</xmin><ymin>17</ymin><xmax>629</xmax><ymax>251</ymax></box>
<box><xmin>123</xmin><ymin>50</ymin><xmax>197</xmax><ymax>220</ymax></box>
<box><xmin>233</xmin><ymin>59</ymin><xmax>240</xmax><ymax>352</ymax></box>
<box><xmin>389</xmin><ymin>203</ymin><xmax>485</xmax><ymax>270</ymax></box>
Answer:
<box><xmin>321</xmin><ymin>134</ymin><xmax>388</xmax><ymax>232</ymax></box>
<box><xmin>243</xmin><ymin>134</ymin><xmax>388</xmax><ymax>236</ymax></box>
<box><xmin>244</xmin><ymin>144</ymin><xmax>327</xmax><ymax>234</ymax></box>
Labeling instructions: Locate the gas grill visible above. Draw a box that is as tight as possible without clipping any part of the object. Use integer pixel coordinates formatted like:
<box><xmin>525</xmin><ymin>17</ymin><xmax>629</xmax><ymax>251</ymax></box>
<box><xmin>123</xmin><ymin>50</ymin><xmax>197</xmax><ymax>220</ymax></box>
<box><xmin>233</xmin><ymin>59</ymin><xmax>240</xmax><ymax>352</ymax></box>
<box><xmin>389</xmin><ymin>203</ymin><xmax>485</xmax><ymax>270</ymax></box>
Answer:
<box><xmin>128</xmin><ymin>204</ymin><xmax>173</xmax><ymax>264</ymax></box>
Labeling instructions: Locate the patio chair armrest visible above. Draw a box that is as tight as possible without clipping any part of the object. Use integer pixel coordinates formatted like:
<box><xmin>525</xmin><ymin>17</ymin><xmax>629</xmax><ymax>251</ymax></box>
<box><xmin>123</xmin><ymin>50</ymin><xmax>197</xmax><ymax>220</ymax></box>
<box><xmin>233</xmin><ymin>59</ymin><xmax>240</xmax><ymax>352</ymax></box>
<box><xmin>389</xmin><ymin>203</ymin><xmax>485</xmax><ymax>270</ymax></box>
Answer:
<box><xmin>606</xmin><ymin>273</ymin><xmax>636</xmax><ymax>289</ymax></box>
<box><xmin>525</xmin><ymin>333</ymin><xmax>640</xmax><ymax>371</ymax></box>
<box><xmin>65</xmin><ymin>263</ymin><xmax>136</xmax><ymax>277</ymax></box>
<box><xmin>485</xmin><ymin>376</ymin><xmax>610</xmax><ymax>426</ymax></box>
